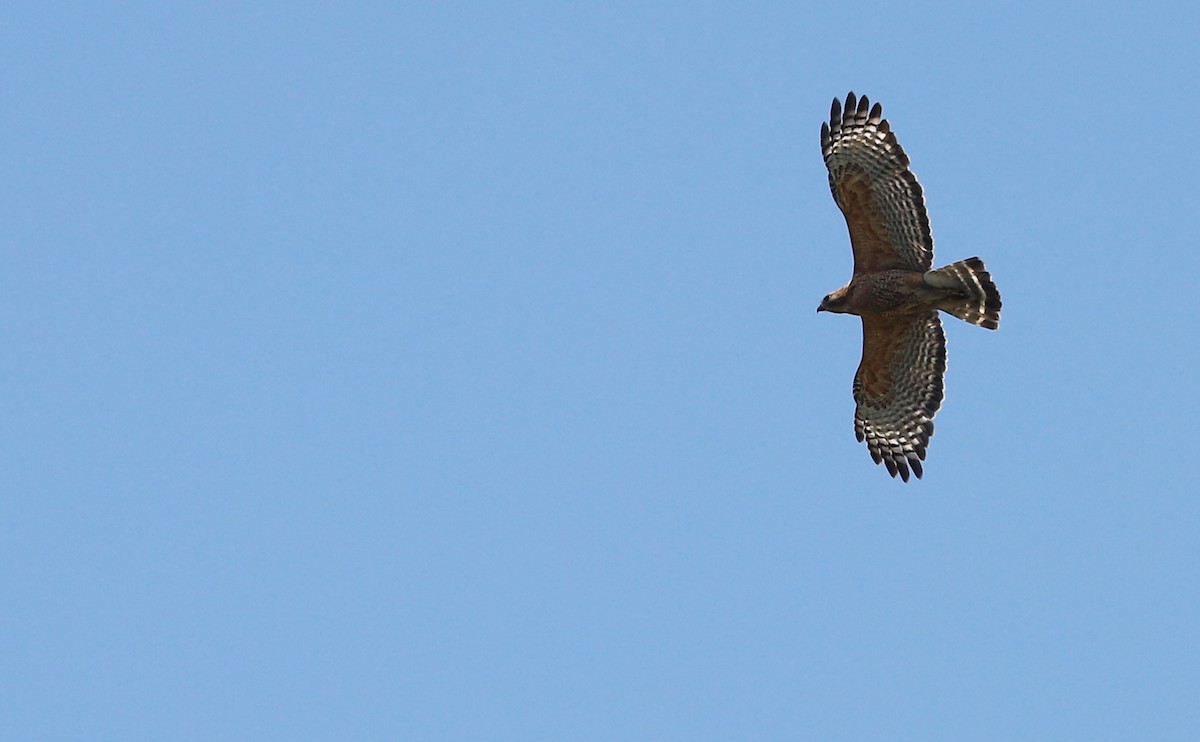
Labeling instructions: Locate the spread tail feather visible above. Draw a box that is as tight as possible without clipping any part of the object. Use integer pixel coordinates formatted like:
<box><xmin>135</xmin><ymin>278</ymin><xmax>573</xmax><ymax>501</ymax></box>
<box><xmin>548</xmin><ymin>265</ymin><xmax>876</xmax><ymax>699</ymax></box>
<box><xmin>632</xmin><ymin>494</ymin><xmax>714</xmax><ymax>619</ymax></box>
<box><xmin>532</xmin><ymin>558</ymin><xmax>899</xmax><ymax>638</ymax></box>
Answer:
<box><xmin>924</xmin><ymin>257</ymin><xmax>1002</xmax><ymax>329</ymax></box>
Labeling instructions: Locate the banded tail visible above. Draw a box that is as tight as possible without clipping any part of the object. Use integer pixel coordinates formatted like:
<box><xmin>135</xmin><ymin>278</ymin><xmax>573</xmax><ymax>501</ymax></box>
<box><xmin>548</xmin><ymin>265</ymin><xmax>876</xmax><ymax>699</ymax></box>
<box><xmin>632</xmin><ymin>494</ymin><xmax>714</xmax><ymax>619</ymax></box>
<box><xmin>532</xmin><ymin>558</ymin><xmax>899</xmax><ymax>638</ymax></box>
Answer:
<box><xmin>924</xmin><ymin>257</ymin><xmax>1002</xmax><ymax>330</ymax></box>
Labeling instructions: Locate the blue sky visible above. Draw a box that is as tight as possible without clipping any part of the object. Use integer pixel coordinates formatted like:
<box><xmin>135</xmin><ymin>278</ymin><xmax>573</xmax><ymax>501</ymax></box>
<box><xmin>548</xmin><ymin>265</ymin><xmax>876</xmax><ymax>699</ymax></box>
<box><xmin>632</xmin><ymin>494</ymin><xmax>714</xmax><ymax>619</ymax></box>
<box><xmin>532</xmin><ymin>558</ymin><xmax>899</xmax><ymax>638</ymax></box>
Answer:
<box><xmin>3</xmin><ymin>2</ymin><xmax>1198</xmax><ymax>739</ymax></box>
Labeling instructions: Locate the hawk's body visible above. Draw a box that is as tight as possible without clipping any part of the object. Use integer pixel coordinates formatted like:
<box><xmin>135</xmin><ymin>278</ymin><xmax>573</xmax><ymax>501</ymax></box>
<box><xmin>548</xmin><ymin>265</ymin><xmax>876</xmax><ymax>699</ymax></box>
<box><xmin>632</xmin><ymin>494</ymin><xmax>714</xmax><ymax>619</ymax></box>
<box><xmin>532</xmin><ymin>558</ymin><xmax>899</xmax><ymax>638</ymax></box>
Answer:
<box><xmin>817</xmin><ymin>93</ymin><xmax>1001</xmax><ymax>481</ymax></box>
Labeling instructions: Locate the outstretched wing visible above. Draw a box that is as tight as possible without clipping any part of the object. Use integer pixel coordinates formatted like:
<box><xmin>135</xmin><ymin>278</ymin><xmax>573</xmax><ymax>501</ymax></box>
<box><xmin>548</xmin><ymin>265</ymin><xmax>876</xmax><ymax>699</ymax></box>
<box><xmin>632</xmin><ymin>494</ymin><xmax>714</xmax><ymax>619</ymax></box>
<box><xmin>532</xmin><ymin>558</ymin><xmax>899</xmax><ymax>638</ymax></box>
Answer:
<box><xmin>854</xmin><ymin>312</ymin><xmax>946</xmax><ymax>481</ymax></box>
<box><xmin>821</xmin><ymin>92</ymin><xmax>934</xmax><ymax>274</ymax></box>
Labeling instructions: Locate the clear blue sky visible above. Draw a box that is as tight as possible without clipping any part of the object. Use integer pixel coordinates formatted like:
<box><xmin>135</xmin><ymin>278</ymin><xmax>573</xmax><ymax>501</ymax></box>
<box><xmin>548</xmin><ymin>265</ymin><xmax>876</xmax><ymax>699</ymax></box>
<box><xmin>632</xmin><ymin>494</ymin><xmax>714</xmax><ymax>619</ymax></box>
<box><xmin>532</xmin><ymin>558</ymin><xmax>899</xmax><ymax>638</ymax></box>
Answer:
<box><xmin>4</xmin><ymin>2</ymin><xmax>1198</xmax><ymax>739</ymax></box>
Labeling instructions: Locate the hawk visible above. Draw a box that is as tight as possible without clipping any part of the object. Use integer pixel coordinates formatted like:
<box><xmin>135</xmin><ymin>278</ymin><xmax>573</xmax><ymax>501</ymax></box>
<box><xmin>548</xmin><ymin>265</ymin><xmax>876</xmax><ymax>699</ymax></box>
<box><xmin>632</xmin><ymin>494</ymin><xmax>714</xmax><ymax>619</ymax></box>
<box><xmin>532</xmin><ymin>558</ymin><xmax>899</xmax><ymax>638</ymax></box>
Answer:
<box><xmin>817</xmin><ymin>93</ymin><xmax>1001</xmax><ymax>481</ymax></box>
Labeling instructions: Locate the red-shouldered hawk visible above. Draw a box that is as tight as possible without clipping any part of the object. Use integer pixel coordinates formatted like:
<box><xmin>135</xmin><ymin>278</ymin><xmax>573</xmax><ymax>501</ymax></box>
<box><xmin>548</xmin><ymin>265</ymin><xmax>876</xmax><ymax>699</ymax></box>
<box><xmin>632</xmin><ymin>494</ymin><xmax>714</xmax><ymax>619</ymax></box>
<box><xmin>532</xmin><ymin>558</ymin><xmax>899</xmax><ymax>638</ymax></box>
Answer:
<box><xmin>817</xmin><ymin>93</ymin><xmax>1002</xmax><ymax>481</ymax></box>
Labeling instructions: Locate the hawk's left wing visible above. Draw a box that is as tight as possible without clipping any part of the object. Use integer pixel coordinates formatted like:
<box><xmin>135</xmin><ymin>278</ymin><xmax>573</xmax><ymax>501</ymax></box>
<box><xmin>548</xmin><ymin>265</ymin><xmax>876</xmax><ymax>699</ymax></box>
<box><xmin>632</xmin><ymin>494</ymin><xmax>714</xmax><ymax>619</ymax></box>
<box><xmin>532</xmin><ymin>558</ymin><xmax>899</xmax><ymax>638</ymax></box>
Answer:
<box><xmin>821</xmin><ymin>92</ymin><xmax>935</xmax><ymax>275</ymax></box>
<box><xmin>854</xmin><ymin>312</ymin><xmax>947</xmax><ymax>481</ymax></box>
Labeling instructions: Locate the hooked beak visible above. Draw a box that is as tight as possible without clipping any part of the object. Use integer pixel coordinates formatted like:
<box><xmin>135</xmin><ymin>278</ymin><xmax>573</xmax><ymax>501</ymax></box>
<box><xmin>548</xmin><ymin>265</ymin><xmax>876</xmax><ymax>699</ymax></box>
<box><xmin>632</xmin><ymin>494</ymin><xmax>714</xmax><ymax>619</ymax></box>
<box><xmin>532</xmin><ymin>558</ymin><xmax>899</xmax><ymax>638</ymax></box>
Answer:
<box><xmin>816</xmin><ymin>301</ymin><xmax>827</xmax><ymax>313</ymax></box>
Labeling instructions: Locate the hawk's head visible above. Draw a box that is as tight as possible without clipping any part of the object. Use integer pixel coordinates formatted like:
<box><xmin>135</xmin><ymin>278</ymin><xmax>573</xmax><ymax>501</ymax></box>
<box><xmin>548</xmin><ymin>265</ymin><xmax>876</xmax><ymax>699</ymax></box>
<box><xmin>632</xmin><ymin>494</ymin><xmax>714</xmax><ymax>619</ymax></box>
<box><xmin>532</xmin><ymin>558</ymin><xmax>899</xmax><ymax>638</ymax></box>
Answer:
<box><xmin>817</xmin><ymin>286</ymin><xmax>852</xmax><ymax>314</ymax></box>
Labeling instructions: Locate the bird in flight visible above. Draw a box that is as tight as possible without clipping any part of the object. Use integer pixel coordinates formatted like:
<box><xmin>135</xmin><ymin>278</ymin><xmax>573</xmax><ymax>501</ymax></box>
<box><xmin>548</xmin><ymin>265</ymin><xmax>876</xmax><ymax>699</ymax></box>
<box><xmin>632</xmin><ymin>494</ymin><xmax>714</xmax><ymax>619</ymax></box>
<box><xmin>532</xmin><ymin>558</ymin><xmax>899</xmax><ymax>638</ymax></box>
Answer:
<box><xmin>817</xmin><ymin>92</ymin><xmax>1001</xmax><ymax>481</ymax></box>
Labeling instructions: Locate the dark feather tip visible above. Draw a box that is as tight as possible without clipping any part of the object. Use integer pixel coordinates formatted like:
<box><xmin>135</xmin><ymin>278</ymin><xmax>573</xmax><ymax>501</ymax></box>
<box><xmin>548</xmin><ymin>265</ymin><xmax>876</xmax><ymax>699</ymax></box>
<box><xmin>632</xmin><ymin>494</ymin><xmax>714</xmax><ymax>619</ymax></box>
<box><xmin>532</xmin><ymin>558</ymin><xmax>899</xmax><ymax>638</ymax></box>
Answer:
<box><xmin>909</xmin><ymin>457</ymin><xmax>923</xmax><ymax>479</ymax></box>
<box><xmin>856</xmin><ymin>94</ymin><xmax>869</xmax><ymax>117</ymax></box>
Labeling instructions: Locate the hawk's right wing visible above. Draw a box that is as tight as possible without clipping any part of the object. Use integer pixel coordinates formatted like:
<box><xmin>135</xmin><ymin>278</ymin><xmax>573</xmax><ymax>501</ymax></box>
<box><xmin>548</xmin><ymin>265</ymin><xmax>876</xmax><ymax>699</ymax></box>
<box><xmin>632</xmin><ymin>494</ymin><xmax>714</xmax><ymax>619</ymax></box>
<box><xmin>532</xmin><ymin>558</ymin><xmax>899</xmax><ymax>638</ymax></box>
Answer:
<box><xmin>821</xmin><ymin>92</ymin><xmax>935</xmax><ymax>275</ymax></box>
<box><xmin>853</xmin><ymin>312</ymin><xmax>947</xmax><ymax>482</ymax></box>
